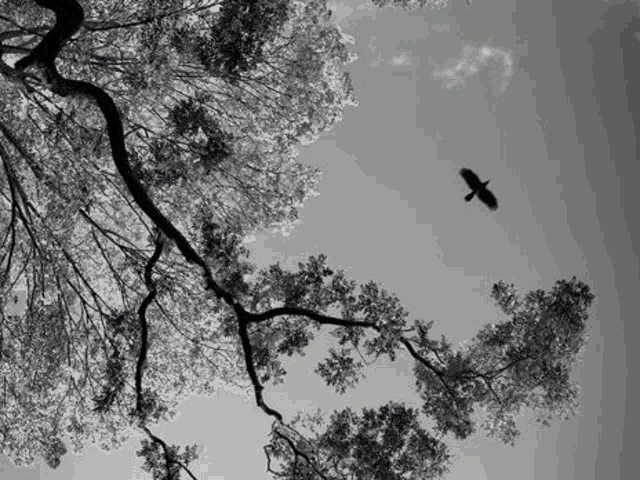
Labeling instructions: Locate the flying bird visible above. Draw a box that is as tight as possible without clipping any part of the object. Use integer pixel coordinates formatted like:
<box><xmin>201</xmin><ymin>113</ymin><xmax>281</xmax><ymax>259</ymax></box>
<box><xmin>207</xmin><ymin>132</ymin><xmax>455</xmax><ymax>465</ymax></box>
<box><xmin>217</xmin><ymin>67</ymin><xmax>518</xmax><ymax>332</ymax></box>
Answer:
<box><xmin>459</xmin><ymin>168</ymin><xmax>498</xmax><ymax>211</ymax></box>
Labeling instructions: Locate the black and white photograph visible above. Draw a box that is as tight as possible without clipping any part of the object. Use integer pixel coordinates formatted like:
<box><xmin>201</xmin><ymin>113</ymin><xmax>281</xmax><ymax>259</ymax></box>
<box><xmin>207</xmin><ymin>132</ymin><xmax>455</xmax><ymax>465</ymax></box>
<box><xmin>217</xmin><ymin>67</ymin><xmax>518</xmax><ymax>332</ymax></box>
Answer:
<box><xmin>0</xmin><ymin>0</ymin><xmax>636</xmax><ymax>479</ymax></box>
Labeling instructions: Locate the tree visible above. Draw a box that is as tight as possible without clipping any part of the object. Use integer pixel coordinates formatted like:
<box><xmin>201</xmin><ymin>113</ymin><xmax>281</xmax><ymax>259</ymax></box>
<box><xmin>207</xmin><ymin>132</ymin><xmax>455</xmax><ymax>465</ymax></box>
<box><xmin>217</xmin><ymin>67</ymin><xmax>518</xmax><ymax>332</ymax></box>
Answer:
<box><xmin>0</xmin><ymin>0</ymin><xmax>594</xmax><ymax>479</ymax></box>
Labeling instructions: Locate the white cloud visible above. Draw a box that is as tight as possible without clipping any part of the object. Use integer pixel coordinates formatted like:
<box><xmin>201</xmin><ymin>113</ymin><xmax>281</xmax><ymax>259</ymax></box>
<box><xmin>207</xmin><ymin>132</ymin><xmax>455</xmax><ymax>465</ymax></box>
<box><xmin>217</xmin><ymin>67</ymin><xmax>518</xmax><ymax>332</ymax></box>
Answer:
<box><xmin>389</xmin><ymin>52</ymin><xmax>413</xmax><ymax>66</ymax></box>
<box><xmin>432</xmin><ymin>43</ymin><xmax>514</xmax><ymax>96</ymax></box>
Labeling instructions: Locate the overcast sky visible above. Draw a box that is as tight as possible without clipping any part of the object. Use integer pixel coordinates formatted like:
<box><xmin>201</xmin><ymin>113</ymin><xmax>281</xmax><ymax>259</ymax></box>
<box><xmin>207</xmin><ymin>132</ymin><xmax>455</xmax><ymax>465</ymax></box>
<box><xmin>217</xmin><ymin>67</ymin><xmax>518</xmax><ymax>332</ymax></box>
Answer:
<box><xmin>4</xmin><ymin>0</ymin><xmax>637</xmax><ymax>479</ymax></box>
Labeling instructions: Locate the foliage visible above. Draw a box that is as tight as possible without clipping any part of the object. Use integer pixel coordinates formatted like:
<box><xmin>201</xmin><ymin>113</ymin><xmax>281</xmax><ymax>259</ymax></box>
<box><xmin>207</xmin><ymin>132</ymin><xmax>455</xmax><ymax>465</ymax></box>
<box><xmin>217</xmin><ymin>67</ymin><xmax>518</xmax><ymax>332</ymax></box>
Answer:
<box><xmin>136</xmin><ymin>434</ymin><xmax>199</xmax><ymax>480</ymax></box>
<box><xmin>265</xmin><ymin>403</ymin><xmax>451</xmax><ymax>479</ymax></box>
<box><xmin>474</xmin><ymin>277</ymin><xmax>595</xmax><ymax>444</ymax></box>
<box><xmin>173</xmin><ymin>0</ymin><xmax>291</xmax><ymax>80</ymax></box>
<box><xmin>0</xmin><ymin>0</ymin><xmax>356</xmax><ymax>469</ymax></box>
<box><xmin>413</xmin><ymin>276</ymin><xmax>595</xmax><ymax>446</ymax></box>
<box><xmin>245</xmin><ymin>254</ymin><xmax>594</xmax><ymax>472</ymax></box>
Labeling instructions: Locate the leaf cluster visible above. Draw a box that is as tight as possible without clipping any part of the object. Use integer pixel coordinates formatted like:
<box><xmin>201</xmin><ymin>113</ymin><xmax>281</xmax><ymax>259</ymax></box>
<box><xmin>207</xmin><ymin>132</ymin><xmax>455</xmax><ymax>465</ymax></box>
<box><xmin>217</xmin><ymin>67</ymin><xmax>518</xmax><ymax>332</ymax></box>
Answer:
<box><xmin>266</xmin><ymin>402</ymin><xmax>451</xmax><ymax>479</ymax></box>
<box><xmin>136</xmin><ymin>436</ymin><xmax>199</xmax><ymax>480</ymax></box>
<box><xmin>173</xmin><ymin>0</ymin><xmax>291</xmax><ymax>80</ymax></box>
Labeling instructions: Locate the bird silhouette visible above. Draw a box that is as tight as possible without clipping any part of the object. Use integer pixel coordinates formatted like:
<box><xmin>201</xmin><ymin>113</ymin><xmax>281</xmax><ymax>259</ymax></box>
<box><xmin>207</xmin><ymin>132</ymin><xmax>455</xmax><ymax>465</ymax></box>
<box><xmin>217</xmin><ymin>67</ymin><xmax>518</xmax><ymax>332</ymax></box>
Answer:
<box><xmin>459</xmin><ymin>168</ymin><xmax>498</xmax><ymax>211</ymax></box>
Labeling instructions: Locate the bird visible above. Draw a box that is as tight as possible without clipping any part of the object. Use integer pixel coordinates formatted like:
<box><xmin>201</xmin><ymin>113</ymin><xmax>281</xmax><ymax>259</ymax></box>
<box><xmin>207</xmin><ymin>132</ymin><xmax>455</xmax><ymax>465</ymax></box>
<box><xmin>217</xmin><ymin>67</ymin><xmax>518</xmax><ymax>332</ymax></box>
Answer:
<box><xmin>459</xmin><ymin>168</ymin><xmax>498</xmax><ymax>211</ymax></box>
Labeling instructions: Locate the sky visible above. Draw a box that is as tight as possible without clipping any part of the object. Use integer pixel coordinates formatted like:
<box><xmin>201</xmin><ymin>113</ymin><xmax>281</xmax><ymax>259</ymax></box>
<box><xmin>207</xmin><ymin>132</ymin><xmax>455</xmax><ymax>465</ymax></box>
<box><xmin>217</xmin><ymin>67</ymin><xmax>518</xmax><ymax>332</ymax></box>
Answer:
<box><xmin>3</xmin><ymin>0</ymin><xmax>638</xmax><ymax>479</ymax></box>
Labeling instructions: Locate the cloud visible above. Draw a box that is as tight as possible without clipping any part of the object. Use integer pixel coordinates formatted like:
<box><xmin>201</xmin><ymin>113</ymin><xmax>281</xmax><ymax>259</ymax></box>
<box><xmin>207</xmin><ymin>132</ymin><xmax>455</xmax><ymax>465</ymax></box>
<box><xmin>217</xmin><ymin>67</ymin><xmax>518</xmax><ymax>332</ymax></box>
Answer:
<box><xmin>432</xmin><ymin>44</ymin><xmax>514</xmax><ymax>96</ymax></box>
<box><xmin>389</xmin><ymin>52</ymin><xmax>413</xmax><ymax>66</ymax></box>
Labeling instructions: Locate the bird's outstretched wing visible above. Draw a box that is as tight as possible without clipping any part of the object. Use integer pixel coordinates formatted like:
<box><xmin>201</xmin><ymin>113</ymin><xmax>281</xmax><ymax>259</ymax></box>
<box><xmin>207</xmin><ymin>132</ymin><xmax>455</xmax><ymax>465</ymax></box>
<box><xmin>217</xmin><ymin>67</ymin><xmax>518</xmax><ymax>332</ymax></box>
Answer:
<box><xmin>477</xmin><ymin>187</ymin><xmax>498</xmax><ymax>210</ymax></box>
<box><xmin>460</xmin><ymin>168</ymin><xmax>482</xmax><ymax>190</ymax></box>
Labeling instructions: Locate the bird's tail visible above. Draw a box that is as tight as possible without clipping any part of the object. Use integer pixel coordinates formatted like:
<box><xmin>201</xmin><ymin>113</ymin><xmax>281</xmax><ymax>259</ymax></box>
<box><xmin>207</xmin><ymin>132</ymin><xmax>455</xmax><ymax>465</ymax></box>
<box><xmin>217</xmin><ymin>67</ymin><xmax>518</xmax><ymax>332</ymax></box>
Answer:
<box><xmin>464</xmin><ymin>191</ymin><xmax>475</xmax><ymax>202</ymax></box>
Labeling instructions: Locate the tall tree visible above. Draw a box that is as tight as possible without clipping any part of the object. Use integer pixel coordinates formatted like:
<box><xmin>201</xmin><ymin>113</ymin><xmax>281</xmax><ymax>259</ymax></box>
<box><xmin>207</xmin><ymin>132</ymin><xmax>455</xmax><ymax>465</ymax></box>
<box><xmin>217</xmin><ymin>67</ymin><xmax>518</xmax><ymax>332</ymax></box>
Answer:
<box><xmin>0</xmin><ymin>0</ymin><xmax>355</xmax><ymax>471</ymax></box>
<box><xmin>0</xmin><ymin>1</ymin><xmax>594</xmax><ymax>479</ymax></box>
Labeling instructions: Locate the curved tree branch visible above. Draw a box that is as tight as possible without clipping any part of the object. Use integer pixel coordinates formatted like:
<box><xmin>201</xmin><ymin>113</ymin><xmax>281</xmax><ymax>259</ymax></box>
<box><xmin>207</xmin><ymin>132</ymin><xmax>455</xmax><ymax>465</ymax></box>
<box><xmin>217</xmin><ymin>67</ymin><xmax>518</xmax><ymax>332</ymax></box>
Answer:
<box><xmin>134</xmin><ymin>232</ymin><xmax>165</xmax><ymax>415</ymax></box>
<box><xmin>141</xmin><ymin>426</ymin><xmax>198</xmax><ymax>480</ymax></box>
<box><xmin>10</xmin><ymin>0</ymin><xmax>291</xmax><ymax>468</ymax></box>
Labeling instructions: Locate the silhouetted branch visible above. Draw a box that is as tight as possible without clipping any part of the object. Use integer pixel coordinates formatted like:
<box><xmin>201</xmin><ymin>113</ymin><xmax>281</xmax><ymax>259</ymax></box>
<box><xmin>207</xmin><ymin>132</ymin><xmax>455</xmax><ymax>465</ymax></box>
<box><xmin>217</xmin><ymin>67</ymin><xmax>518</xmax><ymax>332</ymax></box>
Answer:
<box><xmin>134</xmin><ymin>232</ymin><xmax>165</xmax><ymax>415</ymax></box>
<box><xmin>141</xmin><ymin>426</ymin><xmax>198</xmax><ymax>480</ymax></box>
